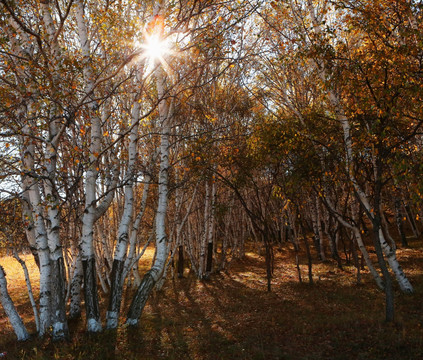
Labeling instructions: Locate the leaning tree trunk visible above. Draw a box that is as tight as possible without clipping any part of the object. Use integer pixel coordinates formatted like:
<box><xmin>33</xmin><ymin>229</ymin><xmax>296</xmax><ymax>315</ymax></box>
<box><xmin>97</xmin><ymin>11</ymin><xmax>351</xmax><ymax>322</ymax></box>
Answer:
<box><xmin>404</xmin><ymin>202</ymin><xmax>420</xmax><ymax>238</ymax></box>
<box><xmin>0</xmin><ymin>266</ymin><xmax>30</xmax><ymax>341</ymax></box>
<box><xmin>13</xmin><ymin>250</ymin><xmax>40</xmax><ymax>332</ymax></box>
<box><xmin>325</xmin><ymin>197</ymin><xmax>385</xmax><ymax>290</ymax></box>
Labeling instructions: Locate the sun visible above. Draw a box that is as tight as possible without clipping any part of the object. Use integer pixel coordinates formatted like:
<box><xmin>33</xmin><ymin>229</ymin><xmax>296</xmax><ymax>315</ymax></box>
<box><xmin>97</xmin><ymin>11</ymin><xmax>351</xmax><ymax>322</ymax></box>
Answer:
<box><xmin>143</xmin><ymin>33</ymin><xmax>168</xmax><ymax>63</ymax></box>
<box><xmin>137</xmin><ymin>14</ymin><xmax>171</xmax><ymax>72</ymax></box>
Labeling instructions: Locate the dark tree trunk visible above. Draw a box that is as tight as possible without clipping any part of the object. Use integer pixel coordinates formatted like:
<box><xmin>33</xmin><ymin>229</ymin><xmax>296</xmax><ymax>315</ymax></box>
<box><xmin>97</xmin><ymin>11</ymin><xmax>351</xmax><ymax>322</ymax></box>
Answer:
<box><xmin>126</xmin><ymin>271</ymin><xmax>156</xmax><ymax>326</ymax></box>
<box><xmin>395</xmin><ymin>198</ymin><xmax>408</xmax><ymax>247</ymax></box>
<box><xmin>106</xmin><ymin>259</ymin><xmax>125</xmax><ymax>329</ymax></box>
<box><xmin>262</xmin><ymin>227</ymin><xmax>274</xmax><ymax>292</ymax></box>
<box><xmin>82</xmin><ymin>257</ymin><xmax>101</xmax><ymax>331</ymax></box>
<box><xmin>350</xmin><ymin>231</ymin><xmax>361</xmax><ymax>284</ymax></box>
<box><xmin>299</xmin><ymin>217</ymin><xmax>313</xmax><ymax>285</ymax></box>
<box><xmin>205</xmin><ymin>242</ymin><xmax>213</xmax><ymax>278</ymax></box>
<box><xmin>50</xmin><ymin>257</ymin><xmax>69</xmax><ymax>341</ymax></box>
<box><xmin>372</xmin><ymin>157</ymin><xmax>394</xmax><ymax>322</ymax></box>
<box><xmin>265</xmin><ymin>241</ymin><xmax>273</xmax><ymax>292</ymax></box>
<box><xmin>329</xmin><ymin>229</ymin><xmax>343</xmax><ymax>270</ymax></box>
<box><xmin>293</xmin><ymin>240</ymin><xmax>302</xmax><ymax>283</ymax></box>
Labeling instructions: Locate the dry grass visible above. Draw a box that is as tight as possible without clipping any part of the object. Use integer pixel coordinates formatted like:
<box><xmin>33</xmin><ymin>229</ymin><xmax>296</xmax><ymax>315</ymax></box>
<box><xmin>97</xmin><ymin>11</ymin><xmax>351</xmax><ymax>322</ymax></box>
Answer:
<box><xmin>1</xmin><ymin>241</ymin><xmax>423</xmax><ymax>360</ymax></box>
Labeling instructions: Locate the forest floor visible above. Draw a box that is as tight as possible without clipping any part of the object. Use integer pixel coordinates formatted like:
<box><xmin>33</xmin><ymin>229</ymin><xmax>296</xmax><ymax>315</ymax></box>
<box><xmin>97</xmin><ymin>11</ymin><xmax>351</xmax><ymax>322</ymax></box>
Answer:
<box><xmin>1</xmin><ymin>240</ymin><xmax>423</xmax><ymax>360</ymax></box>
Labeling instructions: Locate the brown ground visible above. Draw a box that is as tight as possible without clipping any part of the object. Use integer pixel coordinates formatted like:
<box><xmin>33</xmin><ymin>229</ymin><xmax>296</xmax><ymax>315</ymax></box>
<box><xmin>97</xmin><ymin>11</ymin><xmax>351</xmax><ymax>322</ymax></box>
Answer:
<box><xmin>1</xmin><ymin>241</ymin><xmax>423</xmax><ymax>360</ymax></box>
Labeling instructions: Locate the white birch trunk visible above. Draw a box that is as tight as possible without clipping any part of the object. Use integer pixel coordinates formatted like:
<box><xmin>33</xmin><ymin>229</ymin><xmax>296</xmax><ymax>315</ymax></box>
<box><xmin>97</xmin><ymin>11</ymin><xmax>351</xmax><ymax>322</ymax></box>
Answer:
<box><xmin>156</xmin><ymin>182</ymin><xmax>199</xmax><ymax>289</ymax></box>
<box><xmin>126</xmin><ymin>65</ymin><xmax>171</xmax><ymax>326</ymax></box>
<box><xmin>0</xmin><ymin>266</ymin><xmax>30</xmax><ymax>341</ymax></box>
<box><xmin>69</xmin><ymin>254</ymin><xmax>83</xmax><ymax>319</ymax></box>
<box><xmin>106</xmin><ymin>67</ymin><xmax>143</xmax><ymax>329</ymax></box>
<box><xmin>21</xmin><ymin>125</ymin><xmax>52</xmax><ymax>336</ymax></box>
<box><xmin>13</xmin><ymin>250</ymin><xmax>40</xmax><ymax>332</ymax></box>
<box><xmin>75</xmin><ymin>0</ymin><xmax>103</xmax><ymax>332</ymax></box>
<box><xmin>10</xmin><ymin>22</ymin><xmax>51</xmax><ymax>336</ymax></box>
<box><xmin>21</xmin><ymin>189</ymin><xmax>38</xmax><ymax>267</ymax></box>
<box><xmin>381</xmin><ymin>207</ymin><xmax>396</xmax><ymax>250</ymax></box>
<box><xmin>122</xmin><ymin>177</ymin><xmax>151</xmax><ymax>282</ymax></box>
<box><xmin>38</xmin><ymin>0</ymin><xmax>70</xmax><ymax>340</ymax></box>
<box><xmin>325</xmin><ymin>197</ymin><xmax>384</xmax><ymax>290</ymax></box>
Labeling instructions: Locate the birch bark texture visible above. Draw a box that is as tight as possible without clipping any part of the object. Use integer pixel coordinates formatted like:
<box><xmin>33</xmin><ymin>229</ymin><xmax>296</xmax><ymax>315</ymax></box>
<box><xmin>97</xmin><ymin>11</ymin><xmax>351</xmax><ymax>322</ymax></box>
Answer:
<box><xmin>75</xmin><ymin>0</ymin><xmax>105</xmax><ymax>332</ymax></box>
<box><xmin>0</xmin><ymin>266</ymin><xmax>30</xmax><ymax>341</ymax></box>
<box><xmin>106</xmin><ymin>64</ymin><xmax>144</xmax><ymax>329</ymax></box>
<box><xmin>126</xmin><ymin>64</ymin><xmax>172</xmax><ymax>326</ymax></box>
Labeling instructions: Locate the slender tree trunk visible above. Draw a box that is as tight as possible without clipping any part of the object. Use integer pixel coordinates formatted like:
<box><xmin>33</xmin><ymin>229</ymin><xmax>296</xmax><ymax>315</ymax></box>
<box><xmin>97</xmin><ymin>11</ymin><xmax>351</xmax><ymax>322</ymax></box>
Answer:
<box><xmin>310</xmin><ymin>198</ymin><xmax>322</xmax><ymax>259</ymax></box>
<box><xmin>299</xmin><ymin>216</ymin><xmax>313</xmax><ymax>285</ymax></box>
<box><xmin>122</xmin><ymin>177</ymin><xmax>151</xmax><ymax>282</ymax></box>
<box><xmin>373</xmin><ymin>161</ymin><xmax>394</xmax><ymax>322</ymax></box>
<box><xmin>126</xmin><ymin>65</ymin><xmax>171</xmax><ymax>326</ymax></box>
<box><xmin>0</xmin><ymin>266</ymin><xmax>30</xmax><ymax>341</ymax></box>
<box><xmin>106</xmin><ymin>71</ymin><xmax>142</xmax><ymax>329</ymax></box>
<box><xmin>263</xmin><ymin>229</ymin><xmax>273</xmax><ymax>292</ymax></box>
<box><xmin>404</xmin><ymin>203</ymin><xmax>420</xmax><ymax>238</ymax></box>
<box><xmin>381</xmin><ymin>208</ymin><xmax>396</xmax><ymax>250</ymax></box>
<box><xmin>205</xmin><ymin>181</ymin><xmax>216</xmax><ymax>279</ymax></box>
<box><xmin>199</xmin><ymin>182</ymin><xmax>211</xmax><ymax>278</ymax></box>
<box><xmin>38</xmin><ymin>0</ymin><xmax>70</xmax><ymax>340</ymax></box>
<box><xmin>13</xmin><ymin>250</ymin><xmax>39</xmax><ymax>332</ymax></box>
<box><xmin>315</xmin><ymin>197</ymin><xmax>326</xmax><ymax>261</ymax></box>
<box><xmin>395</xmin><ymin>198</ymin><xmax>408</xmax><ymax>247</ymax></box>
<box><xmin>350</xmin><ymin>230</ymin><xmax>361</xmax><ymax>284</ymax></box>
<box><xmin>76</xmin><ymin>0</ymin><xmax>118</xmax><ymax>332</ymax></box>
<box><xmin>24</xmin><ymin>142</ymin><xmax>52</xmax><ymax>336</ymax></box>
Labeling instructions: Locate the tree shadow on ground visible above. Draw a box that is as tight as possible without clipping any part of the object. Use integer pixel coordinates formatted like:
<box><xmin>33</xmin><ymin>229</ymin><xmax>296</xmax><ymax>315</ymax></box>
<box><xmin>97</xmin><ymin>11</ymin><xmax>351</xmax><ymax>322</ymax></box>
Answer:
<box><xmin>2</xmin><ymin>245</ymin><xmax>423</xmax><ymax>360</ymax></box>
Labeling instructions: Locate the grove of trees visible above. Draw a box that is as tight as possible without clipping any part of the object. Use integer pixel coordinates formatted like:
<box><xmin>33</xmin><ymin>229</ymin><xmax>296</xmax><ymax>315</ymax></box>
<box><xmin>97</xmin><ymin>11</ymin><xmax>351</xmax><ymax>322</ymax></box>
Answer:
<box><xmin>0</xmin><ymin>0</ymin><xmax>422</xmax><ymax>342</ymax></box>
